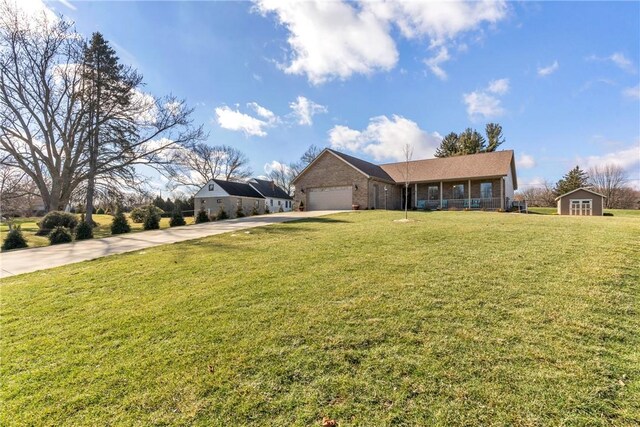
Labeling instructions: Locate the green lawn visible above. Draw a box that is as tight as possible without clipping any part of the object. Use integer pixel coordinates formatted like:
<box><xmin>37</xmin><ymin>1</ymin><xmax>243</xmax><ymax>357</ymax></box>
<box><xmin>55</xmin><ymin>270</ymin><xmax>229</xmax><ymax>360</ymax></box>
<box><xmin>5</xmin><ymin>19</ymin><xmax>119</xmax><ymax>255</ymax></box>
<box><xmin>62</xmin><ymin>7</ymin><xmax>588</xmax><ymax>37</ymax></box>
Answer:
<box><xmin>1</xmin><ymin>211</ymin><xmax>639</xmax><ymax>426</ymax></box>
<box><xmin>0</xmin><ymin>214</ymin><xmax>195</xmax><ymax>249</ymax></box>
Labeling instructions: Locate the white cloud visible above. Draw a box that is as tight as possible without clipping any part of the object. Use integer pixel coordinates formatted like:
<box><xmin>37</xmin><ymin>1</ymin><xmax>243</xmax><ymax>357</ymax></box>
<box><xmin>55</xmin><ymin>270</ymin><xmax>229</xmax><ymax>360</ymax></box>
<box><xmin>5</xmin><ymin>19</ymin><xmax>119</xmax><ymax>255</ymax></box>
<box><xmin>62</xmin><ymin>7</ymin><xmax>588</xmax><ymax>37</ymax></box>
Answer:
<box><xmin>487</xmin><ymin>78</ymin><xmax>510</xmax><ymax>95</ymax></box>
<box><xmin>255</xmin><ymin>0</ymin><xmax>508</xmax><ymax>84</ymax></box>
<box><xmin>537</xmin><ymin>60</ymin><xmax>559</xmax><ymax>77</ymax></box>
<box><xmin>264</xmin><ymin>160</ymin><xmax>293</xmax><ymax>175</ymax></box>
<box><xmin>622</xmin><ymin>85</ymin><xmax>640</xmax><ymax>100</ymax></box>
<box><xmin>517</xmin><ymin>154</ymin><xmax>536</xmax><ymax>169</ymax></box>
<box><xmin>587</xmin><ymin>52</ymin><xmax>636</xmax><ymax>73</ymax></box>
<box><xmin>248</xmin><ymin>102</ymin><xmax>276</xmax><ymax>121</ymax></box>
<box><xmin>289</xmin><ymin>96</ymin><xmax>327</xmax><ymax>125</ymax></box>
<box><xmin>577</xmin><ymin>146</ymin><xmax>640</xmax><ymax>172</ymax></box>
<box><xmin>463</xmin><ymin>78</ymin><xmax>509</xmax><ymax>120</ymax></box>
<box><xmin>328</xmin><ymin>115</ymin><xmax>442</xmax><ymax>162</ymax></box>
<box><xmin>254</xmin><ymin>0</ymin><xmax>398</xmax><ymax>84</ymax></box>
<box><xmin>424</xmin><ymin>47</ymin><xmax>450</xmax><ymax>80</ymax></box>
<box><xmin>215</xmin><ymin>104</ymin><xmax>275</xmax><ymax>137</ymax></box>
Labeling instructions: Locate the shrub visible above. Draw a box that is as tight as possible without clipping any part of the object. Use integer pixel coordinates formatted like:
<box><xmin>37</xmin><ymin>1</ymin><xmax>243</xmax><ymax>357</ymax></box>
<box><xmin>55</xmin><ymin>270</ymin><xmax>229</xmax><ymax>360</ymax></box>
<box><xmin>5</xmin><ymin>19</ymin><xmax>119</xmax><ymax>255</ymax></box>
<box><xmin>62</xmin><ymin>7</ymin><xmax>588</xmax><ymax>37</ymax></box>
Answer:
<box><xmin>216</xmin><ymin>207</ymin><xmax>229</xmax><ymax>221</ymax></box>
<box><xmin>264</xmin><ymin>206</ymin><xmax>270</xmax><ymax>214</ymax></box>
<box><xmin>278</xmin><ymin>205</ymin><xmax>284</xmax><ymax>213</ymax></box>
<box><xmin>130</xmin><ymin>205</ymin><xmax>163</xmax><ymax>223</ymax></box>
<box><xmin>130</xmin><ymin>207</ymin><xmax>145</xmax><ymax>223</ymax></box>
<box><xmin>75</xmin><ymin>214</ymin><xmax>94</xmax><ymax>240</ymax></box>
<box><xmin>143</xmin><ymin>205</ymin><xmax>161</xmax><ymax>230</ymax></box>
<box><xmin>49</xmin><ymin>226</ymin><xmax>72</xmax><ymax>245</ymax></box>
<box><xmin>603</xmin><ymin>212</ymin><xmax>614</xmax><ymax>217</ymax></box>
<box><xmin>1</xmin><ymin>225</ymin><xmax>28</xmax><ymax>251</ymax></box>
<box><xmin>169</xmin><ymin>211</ymin><xmax>186</xmax><ymax>227</ymax></box>
<box><xmin>236</xmin><ymin>206</ymin><xmax>245</xmax><ymax>218</ymax></box>
<box><xmin>39</xmin><ymin>211</ymin><xmax>78</xmax><ymax>233</ymax></box>
<box><xmin>111</xmin><ymin>210</ymin><xmax>131</xmax><ymax>234</ymax></box>
<box><xmin>96</xmin><ymin>207</ymin><xmax>105</xmax><ymax>215</ymax></box>
<box><xmin>251</xmin><ymin>205</ymin><xmax>260</xmax><ymax>216</ymax></box>
<box><xmin>195</xmin><ymin>209</ymin><xmax>210</xmax><ymax>224</ymax></box>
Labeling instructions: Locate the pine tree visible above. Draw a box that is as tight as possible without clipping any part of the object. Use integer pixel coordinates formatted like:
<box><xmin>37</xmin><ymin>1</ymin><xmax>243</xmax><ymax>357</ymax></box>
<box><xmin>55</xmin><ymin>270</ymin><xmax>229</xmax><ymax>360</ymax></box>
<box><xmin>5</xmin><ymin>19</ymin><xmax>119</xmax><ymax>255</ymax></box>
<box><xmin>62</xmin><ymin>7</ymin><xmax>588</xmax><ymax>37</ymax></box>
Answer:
<box><xmin>457</xmin><ymin>128</ymin><xmax>486</xmax><ymax>155</ymax></box>
<box><xmin>2</xmin><ymin>225</ymin><xmax>28</xmax><ymax>251</ymax></box>
<box><xmin>554</xmin><ymin>166</ymin><xmax>589</xmax><ymax>196</ymax></box>
<box><xmin>82</xmin><ymin>32</ymin><xmax>141</xmax><ymax>225</ymax></box>
<box><xmin>485</xmin><ymin>123</ymin><xmax>505</xmax><ymax>152</ymax></box>
<box><xmin>111</xmin><ymin>209</ymin><xmax>131</xmax><ymax>234</ymax></box>
<box><xmin>434</xmin><ymin>132</ymin><xmax>459</xmax><ymax>158</ymax></box>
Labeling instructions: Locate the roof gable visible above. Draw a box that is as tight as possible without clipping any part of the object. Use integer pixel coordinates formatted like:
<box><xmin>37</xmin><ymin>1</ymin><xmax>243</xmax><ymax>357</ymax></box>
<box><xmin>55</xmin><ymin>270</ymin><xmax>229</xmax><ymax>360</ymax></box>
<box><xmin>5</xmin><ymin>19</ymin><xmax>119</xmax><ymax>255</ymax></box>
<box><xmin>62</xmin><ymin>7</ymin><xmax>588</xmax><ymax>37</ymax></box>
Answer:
<box><xmin>555</xmin><ymin>187</ymin><xmax>606</xmax><ymax>200</ymax></box>
<box><xmin>292</xmin><ymin>149</ymin><xmax>395</xmax><ymax>184</ymax></box>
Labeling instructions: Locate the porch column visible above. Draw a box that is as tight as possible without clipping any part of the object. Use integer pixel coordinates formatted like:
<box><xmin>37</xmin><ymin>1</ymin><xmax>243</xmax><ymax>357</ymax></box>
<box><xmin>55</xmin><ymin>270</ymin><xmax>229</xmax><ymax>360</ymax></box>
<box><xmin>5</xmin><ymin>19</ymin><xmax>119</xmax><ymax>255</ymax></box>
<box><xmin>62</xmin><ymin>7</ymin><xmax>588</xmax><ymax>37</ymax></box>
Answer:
<box><xmin>500</xmin><ymin>177</ymin><xmax>504</xmax><ymax>210</ymax></box>
<box><xmin>468</xmin><ymin>179</ymin><xmax>471</xmax><ymax>207</ymax></box>
<box><xmin>415</xmin><ymin>183</ymin><xmax>418</xmax><ymax>208</ymax></box>
<box><xmin>439</xmin><ymin>181</ymin><xmax>443</xmax><ymax>209</ymax></box>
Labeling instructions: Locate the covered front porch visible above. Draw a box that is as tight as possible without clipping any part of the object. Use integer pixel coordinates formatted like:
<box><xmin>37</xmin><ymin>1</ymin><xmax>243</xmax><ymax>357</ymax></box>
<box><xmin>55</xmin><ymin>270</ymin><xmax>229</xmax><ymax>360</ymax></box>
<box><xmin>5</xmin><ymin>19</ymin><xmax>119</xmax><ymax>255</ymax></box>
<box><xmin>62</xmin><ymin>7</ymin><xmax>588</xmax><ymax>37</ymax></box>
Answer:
<box><xmin>400</xmin><ymin>178</ymin><xmax>507</xmax><ymax>211</ymax></box>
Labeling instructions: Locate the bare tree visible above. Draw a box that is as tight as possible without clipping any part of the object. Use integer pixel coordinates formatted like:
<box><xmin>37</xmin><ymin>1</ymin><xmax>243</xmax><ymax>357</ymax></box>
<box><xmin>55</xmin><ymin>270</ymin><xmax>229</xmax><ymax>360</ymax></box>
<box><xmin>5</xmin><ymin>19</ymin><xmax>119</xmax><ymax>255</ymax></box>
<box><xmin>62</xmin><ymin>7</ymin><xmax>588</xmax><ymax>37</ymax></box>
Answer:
<box><xmin>0</xmin><ymin>2</ymin><xmax>203</xmax><ymax>212</ymax></box>
<box><xmin>162</xmin><ymin>143</ymin><xmax>252</xmax><ymax>190</ymax></box>
<box><xmin>515</xmin><ymin>180</ymin><xmax>556</xmax><ymax>207</ymax></box>
<box><xmin>588</xmin><ymin>164</ymin><xmax>628</xmax><ymax>209</ymax></box>
<box><xmin>266</xmin><ymin>162</ymin><xmax>294</xmax><ymax>195</ymax></box>
<box><xmin>395</xmin><ymin>143</ymin><xmax>413</xmax><ymax>219</ymax></box>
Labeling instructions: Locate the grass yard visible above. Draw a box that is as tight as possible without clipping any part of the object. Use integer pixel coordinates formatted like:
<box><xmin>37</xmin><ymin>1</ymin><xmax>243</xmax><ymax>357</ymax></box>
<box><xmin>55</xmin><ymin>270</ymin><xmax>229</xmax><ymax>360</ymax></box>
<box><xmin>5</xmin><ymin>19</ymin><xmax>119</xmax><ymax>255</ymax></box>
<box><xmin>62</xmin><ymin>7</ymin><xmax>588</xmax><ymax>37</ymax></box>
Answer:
<box><xmin>0</xmin><ymin>214</ymin><xmax>195</xmax><ymax>249</ymax></box>
<box><xmin>1</xmin><ymin>211</ymin><xmax>639</xmax><ymax>426</ymax></box>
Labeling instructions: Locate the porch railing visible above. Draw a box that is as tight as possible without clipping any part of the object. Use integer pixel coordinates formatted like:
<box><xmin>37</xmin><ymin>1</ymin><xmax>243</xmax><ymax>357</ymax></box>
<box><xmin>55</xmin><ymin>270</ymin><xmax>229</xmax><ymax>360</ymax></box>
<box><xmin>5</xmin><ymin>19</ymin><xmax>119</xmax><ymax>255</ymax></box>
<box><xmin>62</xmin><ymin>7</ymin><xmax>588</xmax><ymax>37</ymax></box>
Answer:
<box><xmin>418</xmin><ymin>197</ymin><xmax>503</xmax><ymax>211</ymax></box>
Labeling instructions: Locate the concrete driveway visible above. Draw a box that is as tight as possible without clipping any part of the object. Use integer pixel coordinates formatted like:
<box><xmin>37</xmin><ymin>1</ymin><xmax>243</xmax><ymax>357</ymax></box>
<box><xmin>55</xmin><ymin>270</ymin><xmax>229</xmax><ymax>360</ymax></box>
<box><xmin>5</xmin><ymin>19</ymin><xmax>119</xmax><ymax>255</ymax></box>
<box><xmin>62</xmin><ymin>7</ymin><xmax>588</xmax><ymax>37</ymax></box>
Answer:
<box><xmin>0</xmin><ymin>210</ymin><xmax>341</xmax><ymax>279</ymax></box>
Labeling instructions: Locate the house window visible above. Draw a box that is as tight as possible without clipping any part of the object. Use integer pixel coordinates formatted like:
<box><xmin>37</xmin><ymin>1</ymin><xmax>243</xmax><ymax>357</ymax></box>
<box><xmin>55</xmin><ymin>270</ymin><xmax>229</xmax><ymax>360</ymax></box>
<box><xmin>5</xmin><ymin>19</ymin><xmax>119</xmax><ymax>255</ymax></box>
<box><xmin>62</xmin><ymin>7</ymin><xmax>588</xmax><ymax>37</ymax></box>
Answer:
<box><xmin>216</xmin><ymin>199</ymin><xmax>222</xmax><ymax>204</ymax></box>
<box><xmin>452</xmin><ymin>184</ymin><xmax>465</xmax><ymax>199</ymax></box>
<box><xmin>237</xmin><ymin>199</ymin><xmax>242</xmax><ymax>208</ymax></box>
<box><xmin>208</xmin><ymin>184</ymin><xmax>214</xmax><ymax>191</ymax></box>
<box><xmin>270</xmin><ymin>199</ymin><xmax>273</xmax><ymax>206</ymax></box>
<box><xmin>278</xmin><ymin>200</ymin><xmax>281</xmax><ymax>206</ymax></box>
<box><xmin>427</xmin><ymin>186</ymin><xmax>439</xmax><ymax>200</ymax></box>
<box><xmin>481</xmin><ymin>182</ymin><xmax>493</xmax><ymax>198</ymax></box>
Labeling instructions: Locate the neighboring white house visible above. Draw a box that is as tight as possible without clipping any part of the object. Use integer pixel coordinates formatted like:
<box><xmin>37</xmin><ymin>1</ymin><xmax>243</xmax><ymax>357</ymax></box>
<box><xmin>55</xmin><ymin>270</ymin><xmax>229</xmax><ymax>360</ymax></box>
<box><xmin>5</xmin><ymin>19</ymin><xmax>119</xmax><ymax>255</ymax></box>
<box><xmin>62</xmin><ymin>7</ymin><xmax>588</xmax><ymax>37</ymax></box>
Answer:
<box><xmin>248</xmin><ymin>178</ymin><xmax>293</xmax><ymax>212</ymax></box>
<box><xmin>194</xmin><ymin>178</ymin><xmax>292</xmax><ymax>218</ymax></box>
<box><xmin>194</xmin><ymin>179</ymin><xmax>265</xmax><ymax>218</ymax></box>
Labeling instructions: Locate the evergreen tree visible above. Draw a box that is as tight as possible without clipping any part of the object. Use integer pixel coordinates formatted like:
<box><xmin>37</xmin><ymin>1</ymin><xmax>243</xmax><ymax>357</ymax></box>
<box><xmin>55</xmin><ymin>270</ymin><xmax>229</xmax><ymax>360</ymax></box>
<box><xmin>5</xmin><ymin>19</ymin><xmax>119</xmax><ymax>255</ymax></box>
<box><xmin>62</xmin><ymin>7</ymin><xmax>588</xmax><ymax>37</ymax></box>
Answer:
<box><xmin>111</xmin><ymin>209</ymin><xmax>131</xmax><ymax>234</ymax></box>
<box><xmin>195</xmin><ymin>209</ymin><xmax>210</xmax><ymax>223</ymax></box>
<box><xmin>434</xmin><ymin>132</ymin><xmax>459</xmax><ymax>158</ymax></box>
<box><xmin>554</xmin><ymin>166</ymin><xmax>589</xmax><ymax>196</ymax></box>
<box><xmin>485</xmin><ymin>123</ymin><xmax>505</xmax><ymax>152</ymax></box>
<box><xmin>82</xmin><ymin>32</ymin><xmax>141</xmax><ymax>225</ymax></box>
<box><xmin>457</xmin><ymin>128</ymin><xmax>486</xmax><ymax>155</ymax></box>
<box><xmin>143</xmin><ymin>205</ymin><xmax>161</xmax><ymax>230</ymax></box>
<box><xmin>75</xmin><ymin>214</ymin><xmax>94</xmax><ymax>240</ymax></box>
<box><xmin>434</xmin><ymin>123</ymin><xmax>505</xmax><ymax>157</ymax></box>
<box><xmin>169</xmin><ymin>209</ymin><xmax>186</xmax><ymax>227</ymax></box>
<box><xmin>2</xmin><ymin>225</ymin><xmax>28</xmax><ymax>251</ymax></box>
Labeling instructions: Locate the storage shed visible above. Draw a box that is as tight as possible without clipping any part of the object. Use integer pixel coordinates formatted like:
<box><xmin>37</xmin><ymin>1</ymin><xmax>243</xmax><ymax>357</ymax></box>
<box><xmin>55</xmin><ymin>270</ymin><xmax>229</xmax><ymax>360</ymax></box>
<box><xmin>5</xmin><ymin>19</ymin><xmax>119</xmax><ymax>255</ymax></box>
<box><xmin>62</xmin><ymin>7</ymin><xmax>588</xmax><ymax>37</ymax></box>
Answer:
<box><xmin>555</xmin><ymin>188</ymin><xmax>606</xmax><ymax>216</ymax></box>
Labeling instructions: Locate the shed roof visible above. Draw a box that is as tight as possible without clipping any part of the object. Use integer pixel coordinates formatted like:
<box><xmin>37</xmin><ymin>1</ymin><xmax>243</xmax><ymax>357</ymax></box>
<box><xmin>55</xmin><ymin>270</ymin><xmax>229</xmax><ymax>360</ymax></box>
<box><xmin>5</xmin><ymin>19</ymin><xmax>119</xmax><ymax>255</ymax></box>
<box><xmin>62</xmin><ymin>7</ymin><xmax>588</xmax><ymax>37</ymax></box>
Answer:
<box><xmin>554</xmin><ymin>187</ymin><xmax>606</xmax><ymax>201</ymax></box>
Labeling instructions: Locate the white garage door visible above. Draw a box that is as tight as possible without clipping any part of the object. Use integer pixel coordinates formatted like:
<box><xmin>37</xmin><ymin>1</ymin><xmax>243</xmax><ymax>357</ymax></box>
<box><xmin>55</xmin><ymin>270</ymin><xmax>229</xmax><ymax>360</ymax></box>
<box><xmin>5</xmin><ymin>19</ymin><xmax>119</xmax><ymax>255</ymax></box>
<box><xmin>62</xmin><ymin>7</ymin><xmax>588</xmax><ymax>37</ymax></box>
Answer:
<box><xmin>308</xmin><ymin>186</ymin><xmax>352</xmax><ymax>210</ymax></box>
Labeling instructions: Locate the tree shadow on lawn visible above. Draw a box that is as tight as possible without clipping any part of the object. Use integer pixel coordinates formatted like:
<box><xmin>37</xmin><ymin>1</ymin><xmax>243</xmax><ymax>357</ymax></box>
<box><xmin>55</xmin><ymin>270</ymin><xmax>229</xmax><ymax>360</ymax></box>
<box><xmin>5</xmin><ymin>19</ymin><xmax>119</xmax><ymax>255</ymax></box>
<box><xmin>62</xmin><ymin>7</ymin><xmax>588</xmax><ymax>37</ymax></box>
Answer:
<box><xmin>287</xmin><ymin>217</ymin><xmax>350</xmax><ymax>225</ymax></box>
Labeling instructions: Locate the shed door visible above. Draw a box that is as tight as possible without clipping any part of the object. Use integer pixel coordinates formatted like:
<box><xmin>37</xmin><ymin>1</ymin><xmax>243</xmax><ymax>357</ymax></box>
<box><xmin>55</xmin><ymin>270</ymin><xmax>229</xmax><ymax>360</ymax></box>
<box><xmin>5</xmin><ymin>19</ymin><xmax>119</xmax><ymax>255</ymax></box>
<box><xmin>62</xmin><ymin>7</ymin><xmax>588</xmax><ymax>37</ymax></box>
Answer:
<box><xmin>570</xmin><ymin>199</ymin><xmax>592</xmax><ymax>216</ymax></box>
<box><xmin>308</xmin><ymin>186</ymin><xmax>352</xmax><ymax>210</ymax></box>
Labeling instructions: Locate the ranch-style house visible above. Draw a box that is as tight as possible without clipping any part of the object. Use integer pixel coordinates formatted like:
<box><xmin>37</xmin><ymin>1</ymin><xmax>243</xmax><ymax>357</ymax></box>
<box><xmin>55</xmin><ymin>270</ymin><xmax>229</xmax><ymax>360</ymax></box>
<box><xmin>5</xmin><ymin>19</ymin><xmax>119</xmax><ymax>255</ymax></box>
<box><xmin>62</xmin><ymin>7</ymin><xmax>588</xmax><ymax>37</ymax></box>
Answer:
<box><xmin>292</xmin><ymin>148</ymin><xmax>518</xmax><ymax>211</ymax></box>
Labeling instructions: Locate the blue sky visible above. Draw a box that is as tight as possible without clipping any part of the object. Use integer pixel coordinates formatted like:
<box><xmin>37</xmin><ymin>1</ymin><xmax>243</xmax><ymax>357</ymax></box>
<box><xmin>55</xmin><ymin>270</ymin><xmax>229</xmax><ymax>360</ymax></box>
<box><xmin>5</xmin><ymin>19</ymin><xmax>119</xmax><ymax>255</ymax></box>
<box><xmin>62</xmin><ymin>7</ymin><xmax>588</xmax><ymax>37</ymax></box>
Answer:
<box><xmin>36</xmin><ymin>1</ymin><xmax>640</xmax><ymax>190</ymax></box>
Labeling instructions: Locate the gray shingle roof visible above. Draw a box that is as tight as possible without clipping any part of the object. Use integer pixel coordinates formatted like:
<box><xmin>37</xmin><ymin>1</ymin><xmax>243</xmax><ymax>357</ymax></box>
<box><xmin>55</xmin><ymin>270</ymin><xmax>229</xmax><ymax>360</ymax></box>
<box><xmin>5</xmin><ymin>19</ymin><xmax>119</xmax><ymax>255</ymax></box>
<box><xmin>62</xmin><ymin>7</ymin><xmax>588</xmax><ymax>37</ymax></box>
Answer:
<box><xmin>250</xmin><ymin>179</ymin><xmax>292</xmax><ymax>200</ymax></box>
<box><xmin>327</xmin><ymin>149</ymin><xmax>395</xmax><ymax>182</ymax></box>
<box><xmin>212</xmin><ymin>179</ymin><xmax>263</xmax><ymax>198</ymax></box>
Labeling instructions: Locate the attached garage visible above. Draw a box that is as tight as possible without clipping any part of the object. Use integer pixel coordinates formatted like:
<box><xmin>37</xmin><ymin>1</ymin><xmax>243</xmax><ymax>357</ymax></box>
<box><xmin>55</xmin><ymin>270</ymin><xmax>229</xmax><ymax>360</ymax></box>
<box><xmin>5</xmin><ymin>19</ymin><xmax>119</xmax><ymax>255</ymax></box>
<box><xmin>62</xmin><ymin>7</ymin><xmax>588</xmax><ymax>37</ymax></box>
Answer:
<box><xmin>556</xmin><ymin>187</ymin><xmax>606</xmax><ymax>216</ymax></box>
<box><xmin>308</xmin><ymin>186</ymin><xmax>352</xmax><ymax>210</ymax></box>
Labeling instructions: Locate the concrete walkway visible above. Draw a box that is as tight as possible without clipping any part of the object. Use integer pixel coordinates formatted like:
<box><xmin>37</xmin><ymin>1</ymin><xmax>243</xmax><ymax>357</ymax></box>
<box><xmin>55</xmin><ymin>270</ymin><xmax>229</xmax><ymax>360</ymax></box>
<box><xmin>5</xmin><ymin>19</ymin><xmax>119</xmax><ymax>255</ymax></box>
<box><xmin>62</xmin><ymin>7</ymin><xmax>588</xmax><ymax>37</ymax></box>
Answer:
<box><xmin>0</xmin><ymin>211</ymin><xmax>340</xmax><ymax>279</ymax></box>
